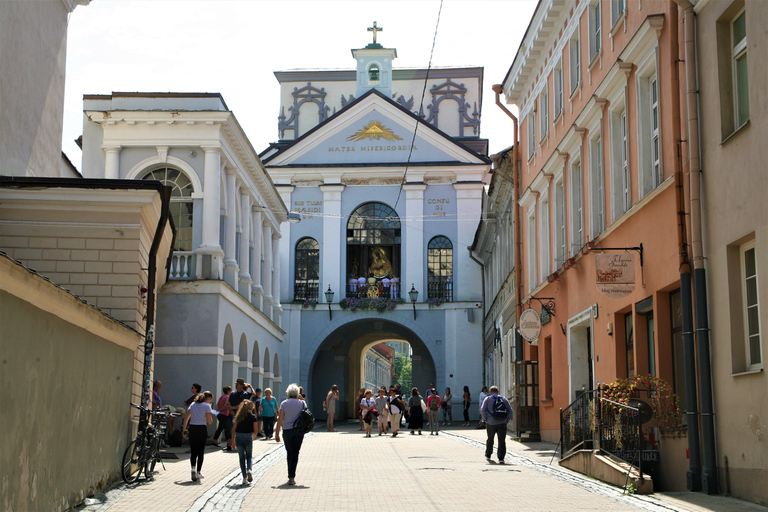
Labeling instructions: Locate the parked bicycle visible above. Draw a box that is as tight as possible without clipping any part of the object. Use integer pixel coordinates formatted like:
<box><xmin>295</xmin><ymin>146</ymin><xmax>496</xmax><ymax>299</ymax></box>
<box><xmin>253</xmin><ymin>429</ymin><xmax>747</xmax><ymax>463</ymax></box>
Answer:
<box><xmin>122</xmin><ymin>403</ymin><xmax>179</xmax><ymax>483</ymax></box>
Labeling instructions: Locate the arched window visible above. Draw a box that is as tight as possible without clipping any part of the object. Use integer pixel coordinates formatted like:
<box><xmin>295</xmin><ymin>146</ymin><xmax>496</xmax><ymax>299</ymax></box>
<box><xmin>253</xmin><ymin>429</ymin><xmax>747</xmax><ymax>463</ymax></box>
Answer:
<box><xmin>294</xmin><ymin>237</ymin><xmax>319</xmax><ymax>301</ymax></box>
<box><xmin>428</xmin><ymin>236</ymin><xmax>453</xmax><ymax>302</ymax></box>
<box><xmin>142</xmin><ymin>167</ymin><xmax>194</xmax><ymax>251</ymax></box>
<box><xmin>346</xmin><ymin>202</ymin><xmax>401</xmax><ymax>298</ymax></box>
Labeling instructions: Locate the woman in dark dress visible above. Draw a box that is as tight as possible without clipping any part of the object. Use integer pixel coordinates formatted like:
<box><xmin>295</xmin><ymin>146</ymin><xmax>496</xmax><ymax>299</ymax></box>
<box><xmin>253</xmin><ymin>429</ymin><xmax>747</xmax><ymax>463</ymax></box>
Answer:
<box><xmin>408</xmin><ymin>387</ymin><xmax>424</xmax><ymax>435</ymax></box>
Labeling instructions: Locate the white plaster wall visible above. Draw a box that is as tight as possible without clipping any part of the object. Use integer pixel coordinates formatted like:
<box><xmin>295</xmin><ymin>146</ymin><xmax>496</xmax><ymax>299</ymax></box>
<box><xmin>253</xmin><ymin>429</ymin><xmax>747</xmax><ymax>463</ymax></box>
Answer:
<box><xmin>0</xmin><ymin>1</ymin><xmax>69</xmax><ymax>177</ymax></box>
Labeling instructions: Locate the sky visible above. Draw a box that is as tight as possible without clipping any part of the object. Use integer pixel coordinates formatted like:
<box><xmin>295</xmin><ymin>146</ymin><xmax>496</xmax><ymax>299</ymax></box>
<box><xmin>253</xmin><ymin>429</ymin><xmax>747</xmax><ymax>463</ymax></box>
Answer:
<box><xmin>62</xmin><ymin>0</ymin><xmax>538</xmax><ymax>167</ymax></box>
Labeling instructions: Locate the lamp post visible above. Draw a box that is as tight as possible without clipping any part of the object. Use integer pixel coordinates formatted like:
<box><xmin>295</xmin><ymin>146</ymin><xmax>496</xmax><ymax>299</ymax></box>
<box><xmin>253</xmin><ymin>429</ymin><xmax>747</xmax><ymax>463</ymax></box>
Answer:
<box><xmin>325</xmin><ymin>285</ymin><xmax>334</xmax><ymax>321</ymax></box>
<box><xmin>408</xmin><ymin>284</ymin><xmax>418</xmax><ymax>320</ymax></box>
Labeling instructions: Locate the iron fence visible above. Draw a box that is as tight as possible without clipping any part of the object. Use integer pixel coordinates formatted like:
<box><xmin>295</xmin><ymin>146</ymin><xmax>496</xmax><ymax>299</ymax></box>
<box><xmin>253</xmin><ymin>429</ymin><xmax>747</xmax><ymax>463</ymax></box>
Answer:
<box><xmin>559</xmin><ymin>389</ymin><xmax>598</xmax><ymax>458</ymax></box>
<box><xmin>293</xmin><ymin>280</ymin><xmax>319</xmax><ymax>302</ymax></box>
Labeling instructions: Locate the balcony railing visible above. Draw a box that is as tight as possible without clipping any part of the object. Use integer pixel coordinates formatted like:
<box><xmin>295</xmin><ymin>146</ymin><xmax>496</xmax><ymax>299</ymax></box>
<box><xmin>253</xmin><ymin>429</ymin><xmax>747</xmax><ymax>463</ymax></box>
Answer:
<box><xmin>427</xmin><ymin>279</ymin><xmax>453</xmax><ymax>302</ymax></box>
<box><xmin>347</xmin><ymin>278</ymin><xmax>400</xmax><ymax>300</ymax></box>
<box><xmin>294</xmin><ymin>279</ymin><xmax>319</xmax><ymax>302</ymax></box>
<box><xmin>169</xmin><ymin>251</ymin><xmax>195</xmax><ymax>280</ymax></box>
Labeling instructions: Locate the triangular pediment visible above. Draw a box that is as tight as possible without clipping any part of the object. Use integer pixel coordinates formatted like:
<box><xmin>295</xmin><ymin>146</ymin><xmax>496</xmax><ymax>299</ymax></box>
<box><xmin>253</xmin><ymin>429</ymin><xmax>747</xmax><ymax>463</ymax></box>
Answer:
<box><xmin>264</xmin><ymin>90</ymin><xmax>488</xmax><ymax>167</ymax></box>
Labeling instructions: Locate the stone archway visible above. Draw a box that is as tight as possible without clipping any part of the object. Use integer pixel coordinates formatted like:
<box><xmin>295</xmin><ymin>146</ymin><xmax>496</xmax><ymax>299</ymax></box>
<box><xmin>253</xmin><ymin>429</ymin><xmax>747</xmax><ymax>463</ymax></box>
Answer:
<box><xmin>307</xmin><ymin>317</ymin><xmax>438</xmax><ymax>420</ymax></box>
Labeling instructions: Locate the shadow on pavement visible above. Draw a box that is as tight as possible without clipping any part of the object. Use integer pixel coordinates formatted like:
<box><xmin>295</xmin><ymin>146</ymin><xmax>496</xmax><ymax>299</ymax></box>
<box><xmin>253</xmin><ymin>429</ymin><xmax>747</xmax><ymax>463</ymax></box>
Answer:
<box><xmin>273</xmin><ymin>483</ymin><xmax>310</xmax><ymax>489</ymax></box>
<box><xmin>173</xmin><ymin>480</ymin><xmax>202</xmax><ymax>486</ymax></box>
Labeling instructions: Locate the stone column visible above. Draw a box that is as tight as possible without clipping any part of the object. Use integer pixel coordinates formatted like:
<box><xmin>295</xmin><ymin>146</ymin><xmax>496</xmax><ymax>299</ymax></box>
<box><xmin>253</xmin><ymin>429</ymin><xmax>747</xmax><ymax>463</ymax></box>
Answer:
<box><xmin>276</xmin><ymin>185</ymin><xmax>294</xmax><ymax>309</ymax></box>
<box><xmin>251</xmin><ymin>208</ymin><xmax>263</xmax><ymax>309</ymax></box>
<box><xmin>103</xmin><ymin>146</ymin><xmax>121</xmax><ymax>179</ymax></box>
<box><xmin>198</xmin><ymin>146</ymin><xmax>224</xmax><ymax>279</ymax></box>
<box><xmin>272</xmin><ymin>233</ymin><xmax>282</xmax><ymax>327</ymax></box>
<box><xmin>320</xmin><ymin>184</ymin><xmax>345</xmax><ymax>298</ymax></box>
<box><xmin>238</xmin><ymin>193</ymin><xmax>252</xmax><ymax>300</ymax></box>
<box><xmin>223</xmin><ymin>171</ymin><xmax>239</xmax><ymax>288</ymax></box>
<box><xmin>403</xmin><ymin>182</ymin><xmax>426</xmax><ymax>301</ymax></box>
<box><xmin>262</xmin><ymin>222</ymin><xmax>273</xmax><ymax>319</ymax></box>
<box><xmin>454</xmin><ymin>182</ymin><xmax>484</xmax><ymax>300</ymax></box>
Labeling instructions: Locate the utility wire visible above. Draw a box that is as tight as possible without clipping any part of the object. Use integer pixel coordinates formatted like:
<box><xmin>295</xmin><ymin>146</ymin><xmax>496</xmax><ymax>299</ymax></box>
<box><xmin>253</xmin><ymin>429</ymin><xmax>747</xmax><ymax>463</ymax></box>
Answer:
<box><xmin>393</xmin><ymin>0</ymin><xmax>444</xmax><ymax>212</ymax></box>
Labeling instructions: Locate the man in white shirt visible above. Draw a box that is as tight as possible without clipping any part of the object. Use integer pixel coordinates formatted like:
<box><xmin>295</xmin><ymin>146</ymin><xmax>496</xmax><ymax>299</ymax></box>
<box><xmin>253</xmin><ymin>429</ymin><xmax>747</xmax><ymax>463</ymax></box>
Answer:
<box><xmin>388</xmin><ymin>387</ymin><xmax>405</xmax><ymax>437</ymax></box>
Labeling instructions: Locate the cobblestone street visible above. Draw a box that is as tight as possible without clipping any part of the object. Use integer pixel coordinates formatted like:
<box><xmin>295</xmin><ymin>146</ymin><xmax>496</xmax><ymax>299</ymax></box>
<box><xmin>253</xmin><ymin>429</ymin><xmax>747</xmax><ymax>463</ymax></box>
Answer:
<box><xmin>77</xmin><ymin>424</ymin><xmax>765</xmax><ymax>512</ymax></box>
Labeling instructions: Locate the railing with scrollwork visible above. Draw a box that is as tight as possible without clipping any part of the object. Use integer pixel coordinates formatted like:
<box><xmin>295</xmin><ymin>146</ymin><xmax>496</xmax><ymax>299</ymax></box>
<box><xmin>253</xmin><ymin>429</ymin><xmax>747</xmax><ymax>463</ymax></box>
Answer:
<box><xmin>169</xmin><ymin>251</ymin><xmax>195</xmax><ymax>280</ymax></box>
<box><xmin>560</xmin><ymin>389</ymin><xmax>643</xmax><ymax>479</ymax></box>
<box><xmin>346</xmin><ymin>279</ymin><xmax>400</xmax><ymax>300</ymax></box>
<box><xmin>560</xmin><ymin>389</ymin><xmax>599</xmax><ymax>458</ymax></box>
<box><xmin>293</xmin><ymin>280</ymin><xmax>319</xmax><ymax>302</ymax></box>
<box><xmin>427</xmin><ymin>279</ymin><xmax>453</xmax><ymax>302</ymax></box>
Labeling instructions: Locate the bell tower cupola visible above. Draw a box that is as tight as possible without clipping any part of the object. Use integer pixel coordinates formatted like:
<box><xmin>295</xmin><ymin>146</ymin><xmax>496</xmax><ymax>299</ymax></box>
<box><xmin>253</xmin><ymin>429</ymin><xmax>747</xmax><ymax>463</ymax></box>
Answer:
<box><xmin>352</xmin><ymin>21</ymin><xmax>397</xmax><ymax>98</ymax></box>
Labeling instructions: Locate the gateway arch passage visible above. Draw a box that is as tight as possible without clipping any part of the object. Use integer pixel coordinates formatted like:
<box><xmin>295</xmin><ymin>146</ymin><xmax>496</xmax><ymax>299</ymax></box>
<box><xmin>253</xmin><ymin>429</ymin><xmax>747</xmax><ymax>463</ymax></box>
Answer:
<box><xmin>309</xmin><ymin>319</ymin><xmax>436</xmax><ymax>419</ymax></box>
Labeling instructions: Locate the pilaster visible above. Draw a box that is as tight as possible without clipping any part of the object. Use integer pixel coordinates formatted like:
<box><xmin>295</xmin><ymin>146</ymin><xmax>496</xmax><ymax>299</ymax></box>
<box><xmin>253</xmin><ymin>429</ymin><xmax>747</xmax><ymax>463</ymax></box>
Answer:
<box><xmin>320</xmin><ymin>184</ymin><xmax>345</xmax><ymax>297</ymax></box>
<box><xmin>262</xmin><ymin>222</ymin><xmax>274</xmax><ymax>320</ymax></box>
<box><xmin>198</xmin><ymin>146</ymin><xmax>224</xmax><ymax>279</ymax></box>
<box><xmin>454</xmin><ymin>182</ymin><xmax>484</xmax><ymax>300</ymax></box>
<box><xmin>251</xmin><ymin>208</ymin><xmax>264</xmax><ymax>310</ymax></box>
<box><xmin>238</xmin><ymin>192</ymin><xmax>252</xmax><ymax>300</ymax></box>
<box><xmin>277</xmin><ymin>185</ymin><xmax>294</xmax><ymax>308</ymax></box>
<box><xmin>403</xmin><ymin>183</ymin><xmax>426</xmax><ymax>299</ymax></box>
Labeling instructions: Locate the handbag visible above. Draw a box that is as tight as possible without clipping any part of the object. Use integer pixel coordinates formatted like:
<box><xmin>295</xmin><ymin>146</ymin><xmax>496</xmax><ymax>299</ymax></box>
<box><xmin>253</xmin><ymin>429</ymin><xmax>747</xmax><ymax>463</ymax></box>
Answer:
<box><xmin>420</xmin><ymin>399</ymin><xmax>427</xmax><ymax>413</ymax></box>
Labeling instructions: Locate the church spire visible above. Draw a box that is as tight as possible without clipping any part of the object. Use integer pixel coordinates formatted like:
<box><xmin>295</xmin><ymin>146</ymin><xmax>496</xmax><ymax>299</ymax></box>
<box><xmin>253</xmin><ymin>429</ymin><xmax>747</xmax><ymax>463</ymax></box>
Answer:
<box><xmin>352</xmin><ymin>22</ymin><xmax>397</xmax><ymax>97</ymax></box>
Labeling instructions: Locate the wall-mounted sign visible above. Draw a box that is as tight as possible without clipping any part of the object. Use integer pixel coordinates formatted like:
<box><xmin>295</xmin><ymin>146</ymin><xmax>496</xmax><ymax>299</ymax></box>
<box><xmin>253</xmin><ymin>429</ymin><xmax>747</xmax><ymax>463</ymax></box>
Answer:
<box><xmin>596</xmin><ymin>253</ymin><xmax>636</xmax><ymax>298</ymax></box>
<box><xmin>519</xmin><ymin>307</ymin><xmax>541</xmax><ymax>344</ymax></box>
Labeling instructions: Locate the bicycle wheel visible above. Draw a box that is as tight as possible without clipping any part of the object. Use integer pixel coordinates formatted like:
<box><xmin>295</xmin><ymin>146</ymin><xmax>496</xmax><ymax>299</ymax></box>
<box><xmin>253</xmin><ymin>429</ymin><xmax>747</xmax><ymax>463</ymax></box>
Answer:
<box><xmin>144</xmin><ymin>437</ymin><xmax>160</xmax><ymax>479</ymax></box>
<box><xmin>122</xmin><ymin>439</ymin><xmax>143</xmax><ymax>484</ymax></box>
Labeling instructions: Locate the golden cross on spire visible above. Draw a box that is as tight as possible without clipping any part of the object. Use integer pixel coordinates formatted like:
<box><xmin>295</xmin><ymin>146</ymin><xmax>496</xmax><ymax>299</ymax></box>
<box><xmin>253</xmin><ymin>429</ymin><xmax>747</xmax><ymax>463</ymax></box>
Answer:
<box><xmin>367</xmin><ymin>21</ymin><xmax>383</xmax><ymax>44</ymax></box>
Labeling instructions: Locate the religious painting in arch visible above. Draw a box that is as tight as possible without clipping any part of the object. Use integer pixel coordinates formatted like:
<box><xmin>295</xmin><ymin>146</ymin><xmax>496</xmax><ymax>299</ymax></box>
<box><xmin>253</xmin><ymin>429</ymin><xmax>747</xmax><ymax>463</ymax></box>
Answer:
<box><xmin>346</xmin><ymin>202</ymin><xmax>401</xmax><ymax>299</ymax></box>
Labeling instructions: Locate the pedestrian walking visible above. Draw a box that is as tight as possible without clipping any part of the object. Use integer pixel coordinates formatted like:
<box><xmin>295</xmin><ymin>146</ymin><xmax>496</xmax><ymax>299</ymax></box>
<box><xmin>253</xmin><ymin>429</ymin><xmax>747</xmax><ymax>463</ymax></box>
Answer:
<box><xmin>480</xmin><ymin>386</ymin><xmax>513</xmax><ymax>464</ymax></box>
<box><xmin>408</xmin><ymin>388</ymin><xmax>424</xmax><ymax>435</ymax></box>
<box><xmin>477</xmin><ymin>386</ymin><xmax>488</xmax><ymax>429</ymax></box>
<box><xmin>375</xmin><ymin>387</ymin><xmax>389</xmax><ymax>436</ymax></box>
<box><xmin>324</xmin><ymin>384</ymin><xmax>339</xmax><ymax>431</ymax></box>
<box><xmin>183</xmin><ymin>383</ymin><xmax>202</xmax><ymax>407</ymax></box>
<box><xmin>250</xmin><ymin>388</ymin><xmax>263</xmax><ymax>437</ymax></box>
<box><xmin>462</xmin><ymin>386</ymin><xmax>471</xmax><ymax>426</ymax></box>
<box><xmin>427</xmin><ymin>388</ymin><xmax>441</xmax><ymax>435</ymax></box>
<box><xmin>355</xmin><ymin>387</ymin><xmax>365</xmax><ymax>430</ymax></box>
<box><xmin>388</xmin><ymin>387</ymin><xmax>405</xmax><ymax>437</ymax></box>
<box><xmin>228</xmin><ymin>379</ymin><xmax>254</xmax><ymax>450</ymax></box>
<box><xmin>230</xmin><ymin>400</ymin><xmax>258</xmax><ymax>485</ymax></box>
<box><xmin>360</xmin><ymin>389</ymin><xmax>376</xmax><ymax>437</ymax></box>
<box><xmin>260</xmin><ymin>388</ymin><xmax>279</xmax><ymax>439</ymax></box>
<box><xmin>442</xmin><ymin>387</ymin><xmax>453</xmax><ymax>426</ymax></box>
<box><xmin>182</xmin><ymin>391</ymin><xmax>214</xmax><ymax>482</ymax></box>
<box><xmin>275</xmin><ymin>383</ymin><xmax>307</xmax><ymax>486</ymax></box>
<box><xmin>212</xmin><ymin>385</ymin><xmax>232</xmax><ymax>447</ymax></box>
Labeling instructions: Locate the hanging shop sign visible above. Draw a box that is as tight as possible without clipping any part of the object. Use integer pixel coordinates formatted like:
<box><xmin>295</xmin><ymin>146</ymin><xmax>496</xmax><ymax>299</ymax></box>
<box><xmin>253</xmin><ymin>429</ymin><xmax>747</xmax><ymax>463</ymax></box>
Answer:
<box><xmin>596</xmin><ymin>253</ymin><xmax>636</xmax><ymax>298</ymax></box>
<box><xmin>519</xmin><ymin>307</ymin><xmax>542</xmax><ymax>344</ymax></box>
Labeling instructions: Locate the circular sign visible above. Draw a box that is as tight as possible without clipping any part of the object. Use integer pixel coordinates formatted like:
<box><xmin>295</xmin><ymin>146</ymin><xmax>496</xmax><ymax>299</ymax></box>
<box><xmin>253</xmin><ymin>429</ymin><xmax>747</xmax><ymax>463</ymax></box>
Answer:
<box><xmin>519</xmin><ymin>308</ymin><xmax>542</xmax><ymax>343</ymax></box>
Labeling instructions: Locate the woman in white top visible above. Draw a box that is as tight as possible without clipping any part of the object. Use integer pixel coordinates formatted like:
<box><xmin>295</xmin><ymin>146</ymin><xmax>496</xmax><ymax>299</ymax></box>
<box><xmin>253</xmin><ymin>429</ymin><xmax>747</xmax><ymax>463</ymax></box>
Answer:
<box><xmin>360</xmin><ymin>389</ymin><xmax>376</xmax><ymax>438</ymax></box>
<box><xmin>183</xmin><ymin>391</ymin><xmax>214</xmax><ymax>482</ymax></box>
<box><xmin>442</xmin><ymin>387</ymin><xmax>452</xmax><ymax>426</ymax></box>
<box><xmin>275</xmin><ymin>383</ymin><xmax>307</xmax><ymax>486</ymax></box>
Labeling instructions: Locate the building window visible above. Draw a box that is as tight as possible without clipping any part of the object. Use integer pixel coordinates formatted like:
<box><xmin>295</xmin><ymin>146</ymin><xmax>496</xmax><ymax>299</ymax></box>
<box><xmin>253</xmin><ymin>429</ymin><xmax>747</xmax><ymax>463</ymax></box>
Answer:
<box><xmin>625</xmin><ymin>312</ymin><xmax>635</xmax><ymax>378</ymax></box>
<box><xmin>539</xmin><ymin>196</ymin><xmax>550</xmax><ymax>280</ymax></box>
<box><xmin>638</xmin><ymin>62</ymin><xmax>662</xmax><ymax>198</ymax></box>
<box><xmin>428</xmin><ymin>236</ymin><xmax>453</xmax><ymax>302</ymax></box>
<box><xmin>570</xmin><ymin>31</ymin><xmax>581</xmax><ymax>93</ymax></box>
<box><xmin>610</xmin><ymin>104</ymin><xmax>629</xmax><ymax>220</ymax></box>
<box><xmin>611</xmin><ymin>0</ymin><xmax>626</xmax><ymax>27</ymax></box>
<box><xmin>540</xmin><ymin>89</ymin><xmax>549</xmax><ymax>140</ymax></box>
<box><xmin>670</xmin><ymin>289</ymin><xmax>687</xmax><ymax>419</ymax></box>
<box><xmin>142</xmin><ymin>167</ymin><xmax>194</xmax><ymax>251</ymax></box>
<box><xmin>589</xmin><ymin>134</ymin><xmax>604</xmax><ymax>238</ymax></box>
<box><xmin>741</xmin><ymin>241</ymin><xmax>762</xmax><ymax>369</ymax></box>
<box><xmin>527</xmin><ymin>108</ymin><xmax>536</xmax><ymax>160</ymax></box>
<box><xmin>589</xmin><ymin>0</ymin><xmax>602</xmax><ymax>62</ymax></box>
<box><xmin>646</xmin><ymin>312</ymin><xmax>656</xmax><ymax>377</ymax></box>
<box><xmin>650</xmin><ymin>77</ymin><xmax>661</xmax><ymax>187</ymax></box>
<box><xmin>555</xmin><ymin>179</ymin><xmax>567</xmax><ymax>267</ymax></box>
<box><xmin>346</xmin><ymin>202</ymin><xmax>401</xmax><ymax>297</ymax></box>
<box><xmin>554</xmin><ymin>62</ymin><xmax>564</xmax><ymax>118</ymax></box>
<box><xmin>527</xmin><ymin>212</ymin><xmax>537</xmax><ymax>292</ymax></box>
<box><xmin>294</xmin><ymin>237</ymin><xmax>319</xmax><ymax>301</ymax></box>
<box><xmin>570</xmin><ymin>159</ymin><xmax>583</xmax><ymax>255</ymax></box>
<box><xmin>732</xmin><ymin>9</ymin><xmax>749</xmax><ymax>127</ymax></box>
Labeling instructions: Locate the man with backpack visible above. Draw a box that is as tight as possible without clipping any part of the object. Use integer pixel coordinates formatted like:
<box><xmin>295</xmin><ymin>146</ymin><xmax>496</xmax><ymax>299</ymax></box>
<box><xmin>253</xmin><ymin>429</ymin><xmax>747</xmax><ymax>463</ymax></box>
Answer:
<box><xmin>480</xmin><ymin>386</ymin><xmax>513</xmax><ymax>464</ymax></box>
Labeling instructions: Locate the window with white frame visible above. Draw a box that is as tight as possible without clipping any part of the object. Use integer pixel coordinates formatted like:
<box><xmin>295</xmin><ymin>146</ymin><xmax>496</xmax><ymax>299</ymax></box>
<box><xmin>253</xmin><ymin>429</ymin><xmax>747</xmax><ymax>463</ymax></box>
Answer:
<box><xmin>589</xmin><ymin>0</ymin><xmax>602</xmax><ymax>62</ymax></box>
<box><xmin>621</xmin><ymin>111</ymin><xmax>630</xmax><ymax>212</ymax></box>
<box><xmin>611</xmin><ymin>103</ymin><xmax>630</xmax><ymax>219</ymax></box>
<box><xmin>540</xmin><ymin>89</ymin><xmax>549</xmax><ymax>141</ymax></box>
<box><xmin>570</xmin><ymin>31</ymin><xmax>581</xmax><ymax>93</ymax></box>
<box><xmin>741</xmin><ymin>241</ymin><xmax>762</xmax><ymax>369</ymax></box>
<box><xmin>555</xmin><ymin>179</ymin><xmax>567</xmax><ymax>266</ymax></box>
<box><xmin>539</xmin><ymin>195</ymin><xmax>550</xmax><ymax>280</ymax></box>
<box><xmin>527</xmin><ymin>211</ymin><xmax>537</xmax><ymax>292</ymax></box>
<box><xmin>651</xmin><ymin>77</ymin><xmax>661</xmax><ymax>186</ymax></box>
<box><xmin>732</xmin><ymin>9</ymin><xmax>749</xmax><ymax>127</ymax></box>
<box><xmin>554</xmin><ymin>61</ymin><xmax>564</xmax><ymax>118</ymax></box>
<box><xmin>611</xmin><ymin>0</ymin><xmax>626</xmax><ymax>27</ymax></box>
<box><xmin>528</xmin><ymin>108</ymin><xmax>536</xmax><ymax>160</ymax></box>
<box><xmin>637</xmin><ymin>61</ymin><xmax>662</xmax><ymax>198</ymax></box>
<box><xmin>589</xmin><ymin>134</ymin><xmax>605</xmax><ymax>238</ymax></box>
<box><xmin>570</xmin><ymin>159</ymin><xmax>584</xmax><ymax>254</ymax></box>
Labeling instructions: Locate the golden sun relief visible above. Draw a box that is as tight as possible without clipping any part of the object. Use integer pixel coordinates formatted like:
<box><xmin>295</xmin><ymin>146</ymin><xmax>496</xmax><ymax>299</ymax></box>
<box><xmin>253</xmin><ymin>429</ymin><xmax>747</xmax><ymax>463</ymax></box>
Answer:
<box><xmin>346</xmin><ymin>120</ymin><xmax>403</xmax><ymax>142</ymax></box>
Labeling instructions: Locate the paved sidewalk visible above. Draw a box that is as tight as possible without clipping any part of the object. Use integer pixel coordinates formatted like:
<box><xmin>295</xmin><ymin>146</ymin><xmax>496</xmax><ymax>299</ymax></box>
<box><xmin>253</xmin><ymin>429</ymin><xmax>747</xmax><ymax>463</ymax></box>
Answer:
<box><xmin>77</xmin><ymin>423</ymin><xmax>766</xmax><ymax>512</ymax></box>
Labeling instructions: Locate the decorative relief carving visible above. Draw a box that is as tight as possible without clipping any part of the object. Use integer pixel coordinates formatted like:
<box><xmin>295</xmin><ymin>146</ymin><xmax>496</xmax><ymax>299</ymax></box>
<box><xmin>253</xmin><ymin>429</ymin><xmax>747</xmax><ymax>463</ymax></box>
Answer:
<box><xmin>419</xmin><ymin>80</ymin><xmax>481</xmax><ymax>136</ymax></box>
<box><xmin>291</xmin><ymin>179</ymin><xmax>324</xmax><ymax>187</ymax></box>
<box><xmin>342</xmin><ymin>177</ymin><xmax>403</xmax><ymax>186</ymax></box>
<box><xmin>278</xmin><ymin>82</ymin><xmax>330</xmax><ymax>140</ymax></box>
<box><xmin>424</xmin><ymin>175</ymin><xmax>455</xmax><ymax>184</ymax></box>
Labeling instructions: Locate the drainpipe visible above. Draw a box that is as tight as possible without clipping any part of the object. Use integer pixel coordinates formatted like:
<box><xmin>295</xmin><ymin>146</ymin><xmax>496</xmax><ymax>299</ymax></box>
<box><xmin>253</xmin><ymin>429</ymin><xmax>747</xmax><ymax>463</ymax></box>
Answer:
<box><xmin>673</xmin><ymin>0</ymin><xmax>717</xmax><ymax>493</ymax></box>
<box><xmin>468</xmin><ymin>247</ymin><xmax>487</xmax><ymax>386</ymax></box>
<box><xmin>492</xmin><ymin>84</ymin><xmax>522</xmax><ymax>342</ymax></box>
<box><xmin>140</xmin><ymin>186</ymin><xmax>173</xmax><ymax>408</ymax></box>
